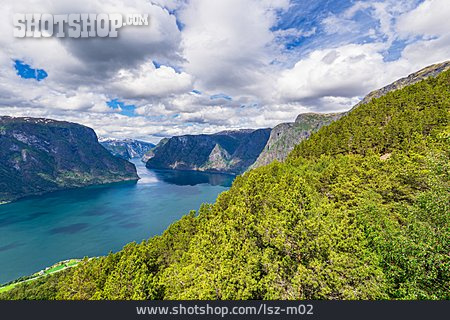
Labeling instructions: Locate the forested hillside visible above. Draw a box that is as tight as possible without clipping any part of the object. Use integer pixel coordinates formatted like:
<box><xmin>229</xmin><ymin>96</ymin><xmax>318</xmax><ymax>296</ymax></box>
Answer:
<box><xmin>251</xmin><ymin>112</ymin><xmax>342</xmax><ymax>168</ymax></box>
<box><xmin>2</xmin><ymin>68</ymin><xmax>449</xmax><ymax>300</ymax></box>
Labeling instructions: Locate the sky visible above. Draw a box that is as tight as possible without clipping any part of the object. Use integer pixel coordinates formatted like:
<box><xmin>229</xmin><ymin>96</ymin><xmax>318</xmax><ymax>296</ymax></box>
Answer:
<box><xmin>0</xmin><ymin>0</ymin><xmax>449</xmax><ymax>143</ymax></box>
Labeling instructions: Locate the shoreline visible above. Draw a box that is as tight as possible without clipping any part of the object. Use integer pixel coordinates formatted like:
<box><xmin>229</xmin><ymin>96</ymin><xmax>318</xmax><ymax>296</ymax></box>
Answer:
<box><xmin>148</xmin><ymin>166</ymin><xmax>238</xmax><ymax>177</ymax></box>
<box><xmin>0</xmin><ymin>177</ymin><xmax>139</xmax><ymax>206</ymax></box>
<box><xmin>0</xmin><ymin>259</ymin><xmax>83</xmax><ymax>294</ymax></box>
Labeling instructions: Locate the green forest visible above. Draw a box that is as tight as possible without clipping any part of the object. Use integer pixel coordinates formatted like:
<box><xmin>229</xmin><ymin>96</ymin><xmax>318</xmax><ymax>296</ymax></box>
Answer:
<box><xmin>2</xmin><ymin>69</ymin><xmax>449</xmax><ymax>300</ymax></box>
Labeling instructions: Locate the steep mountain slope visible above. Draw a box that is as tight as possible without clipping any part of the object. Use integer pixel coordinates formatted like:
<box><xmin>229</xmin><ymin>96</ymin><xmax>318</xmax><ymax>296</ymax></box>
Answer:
<box><xmin>145</xmin><ymin>129</ymin><xmax>271</xmax><ymax>174</ymax></box>
<box><xmin>251</xmin><ymin>113</ymin><xmax>342</xmax><ymax>168</ymax></box>
<box><xmin>2</xmin><ymin>65</ymin><xmax>449</xmax><ymax>300</ymax></box>
<box><xmin>252</xmin><ymin>60</ymin><xmax>450</xmax><ymax>170</ymax></box>
<box><xmin>99</xmin><ymin>138</ymin><xmax>155</xmax><ymax>160</ymax></box>
<box><xmin>353</xmin><ymin>60</ymin><xmax>450</xmax><ymax>109</ymax></box>
<box><xmin>0</xmin><ymin>117</ymin><xmax>138</xmax><ymax>203</ymax></box>
<box><xmin>142</xmin><ymin>138</ymin><xmax>168</xmax><ymax>163</ymax></box>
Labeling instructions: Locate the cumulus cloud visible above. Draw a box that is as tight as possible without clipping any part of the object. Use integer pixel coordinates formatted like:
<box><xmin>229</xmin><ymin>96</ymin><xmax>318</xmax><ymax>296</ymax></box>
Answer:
<box><xmin>396</xmin><ymin>0</ymin><xmax>450</xmax><ymax>38</ymax></box>
<box><xmin>393</xmin><ymin>0</ymin><xmax>450</xmax><ymax>70</ymax></box>
<box><xmin>178</xmin><ymin>0</ymin><xmax>289</xmax><ymax>94</ymax></box>
<box><xmin>0</xmin><ymin>0</ymin><xmax>183</xmax><ymax>84</ymax></box>
<box><xmin>111</xmin><ymin>62</ymin><xmax>193</xmax><ymax>99</ymax></box>
<box><xmin>276</xmin><ymin>44</ymin><xmax>388</xmax><ymax>102</ymax></box>
<box><xmin>0</xmin><ymin>0</ymin><xmax>449</xmax><ymax>141</ymax></box>
<box><xmin>272</xmin><ymin>0</ymin><xmax>450</xmax><ymax>111</ymax></box>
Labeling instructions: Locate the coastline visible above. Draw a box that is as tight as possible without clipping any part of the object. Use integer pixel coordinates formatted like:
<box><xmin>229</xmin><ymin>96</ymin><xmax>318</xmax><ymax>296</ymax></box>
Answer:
<box><xmin>0</xmin><ymin>259</ymin><xmax>82</xmax><ymax>294</ymax></box>
<box><xmin>0</xmin><ymin>177</ymin><xmax>139</xmax><ymax>206</ymax></box>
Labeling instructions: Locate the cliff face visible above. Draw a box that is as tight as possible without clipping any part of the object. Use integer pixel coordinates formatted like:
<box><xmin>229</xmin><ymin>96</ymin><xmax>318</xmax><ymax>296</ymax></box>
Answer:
<box><xmin>141</xmin><ymin>138</ymin><xmax>168</xmax><ymax>163</ymax></box>
<box><xmin>0</xmin><ymin>117</ymin><xmax>139</xmax><ymax>202</ymax></box>
<box><xmin>99</xmin><ymin>138</ymin><xmax>155</xmax><ymax>160</ymax></box>
<box><xmin>251</xmin><ymin>113</ymin><xmax>343</xmax><ymax>168</ymax></box>
<box><xmin>145</xmin><ymin>129</ymin><xmax>271</xmax><ymax>174</ymax></box>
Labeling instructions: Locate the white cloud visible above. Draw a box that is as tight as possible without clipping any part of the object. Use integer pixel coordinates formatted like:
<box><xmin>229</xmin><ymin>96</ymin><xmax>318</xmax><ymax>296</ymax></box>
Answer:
<box><xmin>322</xmin><ymin>15</ymin><xmax>359</xmax><ymax>36</ymax></box>
<box><xmin>276</xmin><ymin>43</ymin><xmax>391</xmax><ymax>102</ymax></box>
<box><xmin>274</xmin><ymin>0</ymin><xmax>450</xmax><ymax>111</ymax></box>
<box><xmin>33</xmin><ymin>89</ymin><xmax>112</xmax><ymax>113</ymax></box>
<box><xmin>0</xmin><ymin>0</ymin><xmax>183</xmax><ymax>87</ymax></box>
<box><xmin>395</xmin><ymin>0</ymin><xmax>450</xmax><ymax>70</ymax></box>
<box><xmin>0</xmin><ymin>0</ymin><xmax>449</xmax><ymax>142</ymax></box>
<box><xmin>111</xmin><ymin>62</ymin><xmax>194</xmax><ymax>99</ymax></box>
<box><xmin>178</xmin><ymin>0</ymin><xmax>289</xmax><ymax>94</ymax></box>
<box><xmin>274</xmin><ymin>27</ymin><xmax>317</xmax><ymax>39</ymax></box>
<box><xmin>397</xmin><ymin>0</ymin><xmax>450</xmax><ymax>38</ymax></box>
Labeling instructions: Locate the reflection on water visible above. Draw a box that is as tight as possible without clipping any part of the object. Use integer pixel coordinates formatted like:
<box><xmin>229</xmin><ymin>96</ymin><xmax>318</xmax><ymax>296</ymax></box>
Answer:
<box><xmin>152</xmin><ymin>169</ymin><xmax>234</xmax><ymax>187</ymax></box>
<box><xmin>0</xmin><ymin>159</ymin><xmax>235</xmax><ymax>284</ymax></box>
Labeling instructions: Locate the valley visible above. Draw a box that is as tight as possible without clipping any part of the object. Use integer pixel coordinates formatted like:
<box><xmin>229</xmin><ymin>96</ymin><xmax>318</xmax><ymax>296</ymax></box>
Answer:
<box><xmin>0</xmin><ymin>61</ymin><xmax>448</xmax><ymax>300</ymax></box>
<box><xmin>0</xmin><ymin>159</ymin><xmax>233</xmax><ymax>284</ymax></box>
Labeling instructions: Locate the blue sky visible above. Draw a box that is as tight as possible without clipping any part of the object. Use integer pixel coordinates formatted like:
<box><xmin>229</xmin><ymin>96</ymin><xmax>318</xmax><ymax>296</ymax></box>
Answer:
<box><xmin>272</xmin><ymin>0</ymin><xmax>424</xmax><ymax>62</ymax></box>
<box><xmin>1</xmin><ymin>0</ymin><xmax>449</xmax><ymax>142</ymax></box>
<box><xmin>273</xmin><ymin>1</ymin><xmax>356</xmax><ymax>51</ymax></box>
<box><xmin>107</xmin><ymin>99</ymin><xmax>137</xmax><ymax>117</ymax></box>
<box><xmin>14</xmin><ymin>60</ymin><xmax>48</xmax><ymax>81</ymax></box>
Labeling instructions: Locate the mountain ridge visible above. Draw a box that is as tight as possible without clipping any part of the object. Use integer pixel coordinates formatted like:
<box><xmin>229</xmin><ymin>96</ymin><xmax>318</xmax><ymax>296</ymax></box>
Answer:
<box><xmin>252</xmin><ymin>60</ymin><xmax>450</xmax><ymax>169</ymax></box>
<box><xmin>0</xmin><ymin>116</ymin><xmax>139</xmax><ymax>203</ymax></box>
<box><xmin>1</xmin><ymin>62</ymin><xmax>449</xmax><ymax>301</ymax></box>
<box><xmin>353</xmin><ymin>60</ymin><xmax>450</xmax><ymax>109</ymax></box>
<box><xmin>144</xmin><ymin>128</ymin><xmax>271</xmax><ymax>174</ymax></box>
<box><xmin>251</xmin><ymin>112</ymin><xmax>343</xmax><ymax>169</ymax></box>
<box><xmin>99</xmin><ymin>138</ymin><xmax>155</xmax><ymax>160</ymax></box>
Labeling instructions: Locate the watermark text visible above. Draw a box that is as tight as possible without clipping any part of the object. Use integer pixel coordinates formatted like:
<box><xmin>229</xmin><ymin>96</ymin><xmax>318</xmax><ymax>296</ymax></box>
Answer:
<box><xmin>13</xmin><ymin>13</ymin><xmax>149</xmax><ymax>38</ymax></box>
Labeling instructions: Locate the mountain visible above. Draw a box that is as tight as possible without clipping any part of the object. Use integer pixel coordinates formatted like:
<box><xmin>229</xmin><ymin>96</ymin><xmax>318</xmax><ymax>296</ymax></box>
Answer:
<box><xmin>142</xmin><ymin>138</ymin><xmax>168</xmax><ymax>163</ymax></box>
<box><xmin>99</xmin><ymin>138</ymin><xmax>155</xmax><ymax>160</ymax></box>
<box><xmin>0</xmin><ymin>117</ymin><xmax>139</xmax><ymax>203</ymax></box>
<box><xmin>251</xmin><ymin>61</ymin><xmax>450</xmax><ymax>170</ymax></box>
<box><xmin>2</xmin><ymin>63</ymin><xmax>449</xmax><ymax>300</ymax></box>
<box><xmin>251</xmin><ymin>113</ymin><xmax>342</xmax><ymax>168</ymax></box>
<box><xmin>353</xmin><ymin>60</ymin><xmax>450</xmax><ymax>109</ymax></box>
<box><xmin>145</xmin><ymin>129</ymin><xmax>271</xmax><ymax>174</ymax></box>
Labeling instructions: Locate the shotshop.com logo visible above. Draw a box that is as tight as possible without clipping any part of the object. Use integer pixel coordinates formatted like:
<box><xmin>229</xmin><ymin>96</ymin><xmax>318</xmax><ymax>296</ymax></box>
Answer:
<box><xmin>13</xmin><ymin>13</ymin><xmax>149</xmax><ymax>38</ymax></box>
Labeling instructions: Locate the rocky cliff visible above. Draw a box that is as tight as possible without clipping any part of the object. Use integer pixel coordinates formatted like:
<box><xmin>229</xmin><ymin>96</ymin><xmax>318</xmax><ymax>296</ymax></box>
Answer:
<box><xmin>251</xmin><ymin>113</ymin><xmax>342</xmax><ymax>168</ymax></box>
<box><xmin>99</xmin><ymin>138</ymin><xmax>155</xmax><ymax>160</ymax></box>
<box><xmin>145</xmin><ymin>129</ymin><xmax>271</xmax><ymax>174</ymax></box>
<box><xmin>0</xmin><ymin>117</ymin><xmax>139</xmax><ymax>202</ymax></box>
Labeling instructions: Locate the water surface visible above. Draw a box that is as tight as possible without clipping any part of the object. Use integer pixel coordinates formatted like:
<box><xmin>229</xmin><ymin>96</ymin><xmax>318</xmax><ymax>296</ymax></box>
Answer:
<box><xmin>0</xmin><ymin>160</ymin><xmax>234</xmax><ymax>284</ymax></box>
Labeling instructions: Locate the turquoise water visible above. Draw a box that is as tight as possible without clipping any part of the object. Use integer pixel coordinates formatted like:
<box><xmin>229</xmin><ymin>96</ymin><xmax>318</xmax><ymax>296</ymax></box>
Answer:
<box><xmin>0</xmin><ymin>160</ymin><xmax>234</xmax><ymax>284</ymax></box>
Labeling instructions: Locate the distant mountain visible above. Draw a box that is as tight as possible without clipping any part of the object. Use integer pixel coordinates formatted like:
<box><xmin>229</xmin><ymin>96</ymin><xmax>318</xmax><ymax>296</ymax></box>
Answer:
<box><xmin>0</xmin><ymin>117</ymin><xmax>139</xmax><ymax>203</ymax></box>
<box><xmin>142</xmin><ymin>138</ymin><xmax>168</xmax><ymax>163</ymax></box>
<box><xmin>251</xmin><ymin>113</ymin><xmax>342</xmax><ymax>169</ymax></box>
<box><xmin>99</xmin><ymin>138</ymin><xmax>155</xmax><ymax>160</ymax></box>
<box><xmin>5</xmin><ymin>63</ymin><xmax>449</xmax><ymax>301</ymax></box>
<box><xmin>145</xmin><ymin>129</ymin><xmax>271</xmax><ymax>174</ymax></box>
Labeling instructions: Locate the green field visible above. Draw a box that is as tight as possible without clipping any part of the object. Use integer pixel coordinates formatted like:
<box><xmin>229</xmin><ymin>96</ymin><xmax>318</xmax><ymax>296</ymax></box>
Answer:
<box><xmin>0</xmin><ymin>259</ymin><xmax>81</xmax><ymax>294</ymax></box>
<box><xmin>0</xmin><ymin>283</ymin><xmax>17</xmax><ymax>294</ymax></box>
